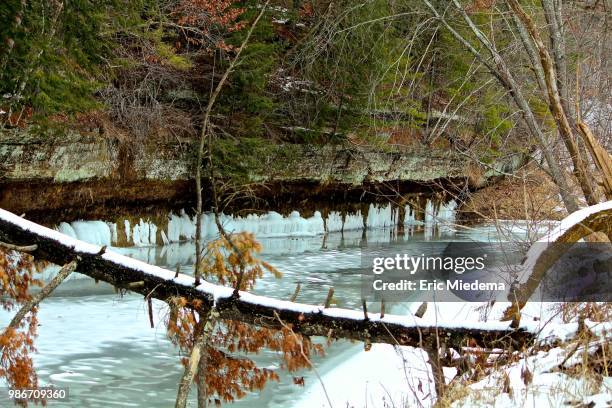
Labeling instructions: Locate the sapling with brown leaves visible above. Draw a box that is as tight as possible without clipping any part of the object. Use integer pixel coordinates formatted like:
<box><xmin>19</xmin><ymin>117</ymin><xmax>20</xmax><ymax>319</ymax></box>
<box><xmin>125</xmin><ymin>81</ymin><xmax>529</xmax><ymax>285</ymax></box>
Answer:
<box><xmin>167</xmin><ymin>232</ymin><xmax>324</xmax><ymax>407</ymax></box>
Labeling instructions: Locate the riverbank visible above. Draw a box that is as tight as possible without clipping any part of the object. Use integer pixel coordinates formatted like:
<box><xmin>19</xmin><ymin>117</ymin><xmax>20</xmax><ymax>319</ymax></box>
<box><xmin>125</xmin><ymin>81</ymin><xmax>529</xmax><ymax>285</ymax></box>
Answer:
<box><xmin>459</xmin><ymin>165</ymin><xmax>567</xmax><ymax>222</ymax></box>
<box><xmin>0</xmin><ymin>128</ymin><xmax>524</xmax><ymax>224</ymax></box>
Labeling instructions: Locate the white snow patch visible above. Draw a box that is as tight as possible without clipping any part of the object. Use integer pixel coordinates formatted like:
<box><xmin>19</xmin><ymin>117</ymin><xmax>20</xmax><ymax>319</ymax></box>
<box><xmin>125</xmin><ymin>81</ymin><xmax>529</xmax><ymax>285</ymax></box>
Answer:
<box><xmin>295</xmin><ymin>344</ymin><xmax>441</xmax><ymax>408</ymax></box>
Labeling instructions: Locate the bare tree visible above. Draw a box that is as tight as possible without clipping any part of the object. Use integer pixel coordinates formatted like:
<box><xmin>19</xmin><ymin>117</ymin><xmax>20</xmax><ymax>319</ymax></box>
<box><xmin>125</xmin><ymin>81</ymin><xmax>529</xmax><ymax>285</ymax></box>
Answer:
<box><xmin>417</xmin><ymin>0</ymin><xmax>612</xmax><ymax>213</ymax></box>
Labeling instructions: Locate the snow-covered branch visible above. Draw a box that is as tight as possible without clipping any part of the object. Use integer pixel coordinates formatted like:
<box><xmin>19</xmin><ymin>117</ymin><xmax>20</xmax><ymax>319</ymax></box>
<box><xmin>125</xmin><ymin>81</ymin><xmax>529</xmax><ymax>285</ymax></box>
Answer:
<box><xmin>505</xmin><ymin>201</ymin><xmax>612</xmax><ymax>320</ymax></box>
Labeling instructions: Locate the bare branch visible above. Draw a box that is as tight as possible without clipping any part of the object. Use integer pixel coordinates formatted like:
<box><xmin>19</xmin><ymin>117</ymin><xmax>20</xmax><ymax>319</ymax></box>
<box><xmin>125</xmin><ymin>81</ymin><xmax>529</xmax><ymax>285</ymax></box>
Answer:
<box><xmin>0</xmin><ymin>241</ymin><xmax>37</xmax><ymax>252</ymax></box>
<box><xmin>3</xmin><ymin>260</ymin><xmax>77</xmax><ymax>333</ymax></box>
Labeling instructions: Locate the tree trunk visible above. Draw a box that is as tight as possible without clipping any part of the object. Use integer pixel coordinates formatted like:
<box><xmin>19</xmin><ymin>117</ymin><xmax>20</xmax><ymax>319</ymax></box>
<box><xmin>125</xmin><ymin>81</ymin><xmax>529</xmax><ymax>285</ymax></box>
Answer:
<box><xmin>422</xmin><ymin>0</ymin><xmax>580</xmax><ymax>213</ymax></box>
<box><xmin>0</xmin><ymin>207</ymin><xmax>535</xmax><ymax>350</ymax></box>
<box><xmin>576</xmin><ymin>122</ymin><xmax>612</xmax><ymax>200</ymax></box>
<box><xmin>502</xmin><ymin>202</ymin><xmax>612</xmax><ymax>321</ymax></box>
<box><xmin>175</xmin><ymin>310</ymin><xmax>216</xmax><ymax>408</ymax></box>
<box><xmin>507</xmin><ymin>0</ymin><xmax>599</xmax><ymax>206</ymax></box>
<box><xmin>509</xmin><ymin>5</ymin><xmax>547</xmax><ymax>94</ymax></box>
<box><xmin>193</xmin><ymin>0</ymin><xmax>271</xmax><ymax>286</ymax></box>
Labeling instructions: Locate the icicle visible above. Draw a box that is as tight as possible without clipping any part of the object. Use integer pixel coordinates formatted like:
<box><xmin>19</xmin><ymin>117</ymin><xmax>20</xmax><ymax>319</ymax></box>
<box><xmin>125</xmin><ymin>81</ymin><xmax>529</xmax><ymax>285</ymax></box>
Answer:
<box><xmin>160</xmin><ymin>229</ymin><xmax>169</xmax><ymax>245</ymax></box>
<box><xmin>70</xmin><ymin>221</ymin><xmax>112</xmax><ymax>246</ymax></box>
<box><xmin>149</xmin><ymin>222</ymin><xmax>158</xmax><ymax>246</ymax></box>
<box><xmin>57</xmin><ymin>222</ymin><xmax>77</xmax><ymax>239</ymax></box>
<box><xmin>424</xmin><ymin>199</ymin><xmax>435</xmax><ymax>224</ymax></box>
<box><xmin>51</xmin><ymin>200</ymin><xmax>458</xmax><ymax>248</ymax></box>
<box><xmin>325</xmin><ymin>211</ymin><xmax>344</xmax><ymax>233</ymax></box>
<box><xmin>366</xmin><ymin>204</ymin><xmax>393</xmax><ymax>229</ymax></box>
<box><xmin>124</xmin><ymin>220</ymin><xmax>131</xmax><ymax>243</ymax></box>
<box><xmin>131</xmin><ymin>221</ymin><xmax>141</xmax><ymax>246</ymax></box>
<box><xmin>404</xmin><ymin>204</ymin><xmax>421</xmax><ymax>225</ymax></box>
<box><xmin>343</xmin><ymin>211</ymin><xmax>364</xmax><ymax>231</ymax></box>
<box><xmin>107</xmin><ymin>222</ymin><xmax>118</xmax><ymax>244</ymax></box>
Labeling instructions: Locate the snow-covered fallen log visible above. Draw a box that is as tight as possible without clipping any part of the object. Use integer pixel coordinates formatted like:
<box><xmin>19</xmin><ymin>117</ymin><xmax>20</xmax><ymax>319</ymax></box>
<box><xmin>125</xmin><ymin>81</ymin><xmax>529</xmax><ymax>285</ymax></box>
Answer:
<box><xmin>0</xmin><ymin>208</ymin><xmax>538</xmax><ymax>349</ymax></box>
<box><xmin>506</xmin><ymin>201</ymin><xmax>612</xmax><ymax>318</ymax></box>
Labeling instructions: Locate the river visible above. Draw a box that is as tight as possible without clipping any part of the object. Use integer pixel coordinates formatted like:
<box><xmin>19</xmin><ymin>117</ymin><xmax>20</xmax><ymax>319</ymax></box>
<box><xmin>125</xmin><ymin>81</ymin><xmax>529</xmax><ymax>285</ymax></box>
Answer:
<box><xmin>0</xmin><ymin>220</ymin><xmax>539</xmax><ymax>407</ymax></box>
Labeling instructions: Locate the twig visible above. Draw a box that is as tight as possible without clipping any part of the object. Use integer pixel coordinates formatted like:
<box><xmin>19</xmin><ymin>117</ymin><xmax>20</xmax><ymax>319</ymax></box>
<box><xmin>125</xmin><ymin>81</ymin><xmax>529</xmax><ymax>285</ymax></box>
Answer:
<box><xmin>273</xmin><ymin>311</ymin><xmax>333</xmax><ymax>408</ymax></box>
<box><xmin>147</xmin><ymin>297</ymin><xmax>154</xmax><ymax>329</ymax></box>
<box><xmin>362</xmin><ymin>299</ymin><xmax>369</xmax><ymax>320</ymax></box>
<box><xmin>193</xmin><ymin>0</ymin><xmax>271</xmax><ymax>286</ymax></box>
<box><xmin>0</xmin><ymin>241</ymin><xmax>37</xmax><ymax>252</ymax></box>
<box><xmin>290</xmin><ymin>283</ymin><xmax>302</xmax><ymax>302</ymax></box>
<box><xmin>324</xmin><ymin>287</ymin><xmax>334</xmax><ymax>308</ymax></box>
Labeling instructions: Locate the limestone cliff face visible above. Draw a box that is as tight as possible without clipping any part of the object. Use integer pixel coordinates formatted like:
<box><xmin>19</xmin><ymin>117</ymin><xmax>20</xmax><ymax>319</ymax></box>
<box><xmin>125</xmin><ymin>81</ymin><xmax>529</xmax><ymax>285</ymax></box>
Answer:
<box><xmin>1</xmin><ymin>131</ymin><xmax>114</xmax><ymax>182</ymax></box>
<box><xmin>0</xmin><ymin>129</ymin><xmax>520</xmax><ymax>223</ymax></box>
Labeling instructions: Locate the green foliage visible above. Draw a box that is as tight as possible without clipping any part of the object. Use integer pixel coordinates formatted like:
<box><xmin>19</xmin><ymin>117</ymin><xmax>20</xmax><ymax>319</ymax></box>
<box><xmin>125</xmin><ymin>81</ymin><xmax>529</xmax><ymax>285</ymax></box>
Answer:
<box><xmin>481</xmin><ymin>104</ymin><xmax>512</xmax><ymax>145</ymax></box>
<box><xmin>0</xmin><ymin>0</ymin><xmax>151</xmax><ymax>118</ymax></box>
<box><xmin>218</xmin><ymin>5</ymin><xmax>284</xmax><ymax>136</ymax></box>
<box><xmin>212</xmin><ymin>137</ymin><xmax>278</xmax><ymax>182</ymax></box>
<box><xmin>293</xmin><ymin>0</ymin><xmax>420</xmax><ymax>135</ymax></box>
<box><xmin>155</xmin><ymin>39</ymin><xmax>193</xmax><ymax>71</ymax></box>
<box><xmin>0</xmin><ymin>0</ymin><xmax>538</xmax><ymax>158</ymax></box>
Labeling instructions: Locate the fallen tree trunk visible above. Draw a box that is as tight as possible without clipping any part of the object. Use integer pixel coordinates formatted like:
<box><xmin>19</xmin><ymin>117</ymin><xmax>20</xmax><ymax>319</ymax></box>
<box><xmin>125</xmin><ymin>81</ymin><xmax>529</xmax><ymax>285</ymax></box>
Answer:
<box><xmin>0</xmin><ymin>208</ymin><xmax>535</xmax><ymax>350</ymax></box>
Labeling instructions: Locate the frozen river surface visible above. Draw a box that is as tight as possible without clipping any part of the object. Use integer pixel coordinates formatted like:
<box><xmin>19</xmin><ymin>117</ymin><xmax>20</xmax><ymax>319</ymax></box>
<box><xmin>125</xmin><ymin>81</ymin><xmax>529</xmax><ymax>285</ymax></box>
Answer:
<box><xmin>0</xmin><ymin>224</ymin><xmax>533</xmax><ymax>407</ymax></box>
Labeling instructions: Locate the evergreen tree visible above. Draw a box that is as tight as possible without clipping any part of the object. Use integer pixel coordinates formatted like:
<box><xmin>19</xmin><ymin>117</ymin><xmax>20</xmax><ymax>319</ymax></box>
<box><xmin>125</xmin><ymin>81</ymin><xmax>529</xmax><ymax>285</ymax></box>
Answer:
<box><xmin>0</xmin><ymin>0</ymin><xmax>143</xmax><ymax>123</ymax></box>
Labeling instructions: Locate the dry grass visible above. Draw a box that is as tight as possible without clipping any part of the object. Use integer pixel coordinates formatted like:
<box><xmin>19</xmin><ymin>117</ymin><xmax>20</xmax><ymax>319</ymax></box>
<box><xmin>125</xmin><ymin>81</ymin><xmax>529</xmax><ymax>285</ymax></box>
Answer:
<box><xmin>554</xmin><ymin>302</ymin><xmax>612</xmax><ymax>324</ymax></box>
<box><xmin>460</xmin><ymin>164</ymin><xmax>566</xmax><ymax>222</ymax></box>
<box><xmin>428</xmin><ymin>302</ymin><xmax>611</xmax><ymax>408</ymax></box>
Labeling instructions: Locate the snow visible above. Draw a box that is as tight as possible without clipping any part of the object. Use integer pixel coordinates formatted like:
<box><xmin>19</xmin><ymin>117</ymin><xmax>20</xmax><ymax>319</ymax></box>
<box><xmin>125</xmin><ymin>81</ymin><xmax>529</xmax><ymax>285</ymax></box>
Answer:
<box><xmin>2</xmin><ymin>207</ymin><xmax>609</xmax><ymax>407</ymax></box>
<box><xmin>0</xmin><ymin>209</ymin><xmax>101</xmax><ymax>255</ymax></box>
<box><xmin>296</xmin><ymin>301</ymin><xmax>611</xmax><ymax>408</ymax></box>
<box><xmin>452</xmin><ymin>337</ymin><xmax>611</xmax><ymax>408</ymax></box>
<box><xmin>278</xmin><ymin>75</ymin><xmax>318</xmax><ymax>94</ymax></box>
<box><xmin>537</xmin><ymin>200</ymin><xmax>612</xmax><ymax>244</ymax></box>
<box><xmin>295</xmin><ymin>343</ymin><xmax>441</xmax><ymax>408</ymax></box>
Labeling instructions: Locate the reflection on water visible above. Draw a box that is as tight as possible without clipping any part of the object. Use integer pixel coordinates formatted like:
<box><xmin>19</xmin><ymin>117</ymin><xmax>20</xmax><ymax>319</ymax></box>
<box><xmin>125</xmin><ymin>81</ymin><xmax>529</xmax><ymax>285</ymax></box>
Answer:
<box><xmin>0</xmin><ymin>224</ymin><xmax>535</xmax><ymax>407</ymax></box>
